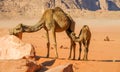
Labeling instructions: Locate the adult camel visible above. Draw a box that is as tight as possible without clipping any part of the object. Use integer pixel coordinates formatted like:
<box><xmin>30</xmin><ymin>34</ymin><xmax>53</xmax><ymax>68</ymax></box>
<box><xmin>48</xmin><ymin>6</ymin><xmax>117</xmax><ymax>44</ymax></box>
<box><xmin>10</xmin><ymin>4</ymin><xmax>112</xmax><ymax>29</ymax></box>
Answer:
<box><xmin>9</xmin><ymin>7</ymin><xmax>76</xmax><ymax>59</ymax></box>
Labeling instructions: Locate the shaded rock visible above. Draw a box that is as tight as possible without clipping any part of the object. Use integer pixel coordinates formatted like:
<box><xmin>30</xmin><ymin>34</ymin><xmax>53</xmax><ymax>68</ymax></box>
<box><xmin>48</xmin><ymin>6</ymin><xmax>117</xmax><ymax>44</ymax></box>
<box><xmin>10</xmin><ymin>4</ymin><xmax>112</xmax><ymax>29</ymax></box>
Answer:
<box><xmin>45</xmin><ymin>63</ymin><xmax>73</xmax><ymax>72</ymax></box>
<box><xmin>0</xmin><ymin>59</ymin><xmax>42</xmax><ymax>72</ymax></box>
<box><xmin>26</xmin><ymin>61</ymin><xmax>42</xmax><ymax>72</ymax></box>
<box><xmin>104</xmin><ymin>36</ymin><xmax>110</xmax><ymax>41</ymax></box>
<box><xmin>0</xmin><ymin>35</ymin><xmax>35</xmax><ymax>60</ymax></box>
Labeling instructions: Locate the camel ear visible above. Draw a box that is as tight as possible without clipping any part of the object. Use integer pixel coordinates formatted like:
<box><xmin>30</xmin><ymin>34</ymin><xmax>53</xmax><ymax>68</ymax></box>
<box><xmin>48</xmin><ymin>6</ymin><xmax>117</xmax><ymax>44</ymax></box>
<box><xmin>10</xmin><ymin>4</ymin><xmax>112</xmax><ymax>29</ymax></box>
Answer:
<box><xmin>71</xmin><ymin>32</ymin><xmax>76</xmax><ymax>36</ymax></box>
<box><xmin>19</xmin><ymin>23</ymin><xmax>23</xmax><ymax>28</ymax></box>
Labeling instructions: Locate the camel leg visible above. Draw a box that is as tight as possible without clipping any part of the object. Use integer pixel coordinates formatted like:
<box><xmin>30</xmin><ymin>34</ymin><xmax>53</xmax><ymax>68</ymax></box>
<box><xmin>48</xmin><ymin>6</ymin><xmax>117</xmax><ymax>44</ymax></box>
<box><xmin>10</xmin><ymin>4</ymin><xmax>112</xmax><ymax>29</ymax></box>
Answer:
<box><xmin>50</xmin><ymin>27</ymin><xmax>58</xmax><ymax>58</ymax></box>
<box><xmin>68</xmin><ymin>39</ymin><xmax>76</xmax><ymax>60</ymax></box>
<box><xmin>46</xmin><ymin>31</ymin><xmax>50</xmax><ymax>58</ymax></box>
<box><xmin>83</xmin><ymin>41</ymin><xmax>89</xmax><ymax>60</ymax></box>
<box><xmin>68</xmin><ymin>39</ymin><xmax>73</xmax><ymax>59</ymax></box>
<box><xmin>52</xmin><ymin>30</ymin><xmax>58</xmax><ymax>58</ymax></box>
<box><xmin>85</xmin><ymin>40</ymin><xmax>90</xmax><ymax>60</ymax></box>
<box><xmin>78</xmin><ymin>42</ymin><xmax>82</xmax><ymax>60</ymax></box>
<box><xmin>72</xmin><ymin>41</ymin><xmax>76</xmax><ymax>60</ymax></box>
<box><xmin>66</xmin><ymin>31</ymin><xmax>75</xmax><ymax>60</ymax></box>
<box><xmin>46</xmin><ymin>28</ymin><xmax>58</xmax><ymax>58</ymax></box>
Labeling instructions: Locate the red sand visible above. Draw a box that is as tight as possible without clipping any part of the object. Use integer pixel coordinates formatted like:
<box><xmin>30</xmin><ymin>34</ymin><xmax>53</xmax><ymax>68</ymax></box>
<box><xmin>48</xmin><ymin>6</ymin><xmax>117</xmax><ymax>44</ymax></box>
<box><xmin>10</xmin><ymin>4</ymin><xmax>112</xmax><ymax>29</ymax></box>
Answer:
<box><xmin>0</xmin><ymin>18</ymin><xmax>120</xmax><ymax>72</ymax></box>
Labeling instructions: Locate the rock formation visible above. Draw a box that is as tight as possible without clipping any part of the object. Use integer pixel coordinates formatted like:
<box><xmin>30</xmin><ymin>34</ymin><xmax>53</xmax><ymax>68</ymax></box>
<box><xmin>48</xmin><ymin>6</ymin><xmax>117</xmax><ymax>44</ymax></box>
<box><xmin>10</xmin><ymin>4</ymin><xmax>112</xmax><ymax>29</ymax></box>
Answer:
<box><xmin>45</xmin><ymin>63</ymin><xmax>73</xmax><ymax>72</ymax></box>
<box><xmin>0</xmin><ymin>35</ymin><xmax>35</xmax><ymax>60</ymax></box>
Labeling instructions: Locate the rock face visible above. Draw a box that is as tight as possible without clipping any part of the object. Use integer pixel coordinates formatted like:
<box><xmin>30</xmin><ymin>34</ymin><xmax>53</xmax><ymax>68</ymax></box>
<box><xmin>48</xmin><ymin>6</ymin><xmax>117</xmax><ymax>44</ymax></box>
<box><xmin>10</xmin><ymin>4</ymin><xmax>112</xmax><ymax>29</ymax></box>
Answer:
<box><xmin>45</xmin><ymin>63</ymin><xmax>73</xmax><ymax>72</ymax></box>
<box><xmin>0</xmin><ymin>35</ymin><xmax>35</xmax><ymax>60</ymax></box>
<box><xmin>0</xmin><ymin>0</ymin><xmax>120</xmax><ymax>18</ymax></box>
<box><xmin>0</xmin><ymin>0</ymin><xmax>44</xmax><ymax>17</ymax></box>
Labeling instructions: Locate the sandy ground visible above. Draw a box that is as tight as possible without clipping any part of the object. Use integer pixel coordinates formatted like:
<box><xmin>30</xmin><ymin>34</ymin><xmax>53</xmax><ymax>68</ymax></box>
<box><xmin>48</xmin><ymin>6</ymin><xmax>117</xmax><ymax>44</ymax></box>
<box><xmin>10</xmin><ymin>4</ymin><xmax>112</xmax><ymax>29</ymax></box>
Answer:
<box><xmin>0</xmin><ymin>18</ymin><xmax>120</xmax><ymax>72</ymax></box>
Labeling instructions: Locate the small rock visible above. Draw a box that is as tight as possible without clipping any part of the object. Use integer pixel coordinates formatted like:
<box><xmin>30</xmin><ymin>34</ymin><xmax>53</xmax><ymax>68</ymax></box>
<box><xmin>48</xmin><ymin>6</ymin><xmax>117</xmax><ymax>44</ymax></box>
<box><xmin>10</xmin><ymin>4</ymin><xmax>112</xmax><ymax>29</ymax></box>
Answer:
<box><xmin>26</xmin><ymin>61</ymin><xmax>42</xmax><ymax>72</ymax></box>
<box><xmin>45</xmin><ymin>63</ymin><xmax>73</xmax><ymax>72</ymax></box>
<box><xmin>104</xmin><ymin>36</ymin><xmax>110</xmax><ymax>41</ymax></box>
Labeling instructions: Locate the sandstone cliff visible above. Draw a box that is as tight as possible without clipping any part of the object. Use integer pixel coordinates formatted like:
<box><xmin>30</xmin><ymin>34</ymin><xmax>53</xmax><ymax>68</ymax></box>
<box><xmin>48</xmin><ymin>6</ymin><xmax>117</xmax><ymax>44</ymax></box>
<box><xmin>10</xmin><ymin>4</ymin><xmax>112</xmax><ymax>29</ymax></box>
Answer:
<box><xmin>0</xmin><ymin>0</ymin><xmax>120</xmax><ymax>18</ymax></box>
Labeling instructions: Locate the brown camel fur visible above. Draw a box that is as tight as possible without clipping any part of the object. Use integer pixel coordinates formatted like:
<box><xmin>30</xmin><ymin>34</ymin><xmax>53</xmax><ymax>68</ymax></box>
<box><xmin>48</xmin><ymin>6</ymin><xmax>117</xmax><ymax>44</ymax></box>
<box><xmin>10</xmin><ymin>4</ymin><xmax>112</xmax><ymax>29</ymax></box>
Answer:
<box><xmin>9</xmin><ymin>7</ymin><xmax>76</xmax><ymax>59</ymax></box>
<box><xmin>70</xmin><ymin>25</ymin><xmax>91</xmax><ymax>60</ymax></box>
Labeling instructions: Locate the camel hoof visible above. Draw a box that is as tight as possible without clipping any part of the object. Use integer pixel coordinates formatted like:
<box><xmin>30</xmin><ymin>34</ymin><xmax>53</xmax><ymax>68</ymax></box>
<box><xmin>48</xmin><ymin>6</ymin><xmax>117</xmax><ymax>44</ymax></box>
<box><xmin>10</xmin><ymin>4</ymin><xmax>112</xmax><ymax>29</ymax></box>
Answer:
<box><xmin>55</xmin><ymin>56</ymin><xmax>58</xmax><ymax>59</ymax></box>
<box><xmin>72</xmin><ymin>58</ymin><xmax>75</xmax><ymax>60</ymax></box>
<box><xmin>46</xmin><ymin>55</ymin><xmax>49</xmax><ymax>58</ymax></box>
<box><xmin>68</xmin><ymin>58</ymin><xmax>71</xmax><ymax>60</ymax></box>
<box><xmin>83</xmin><ymin>58</ymin><xmax>88</xmax><ymax>61</ymax></box>
<box><xmin>68</xmin><ymin>57</ymin><xmax>71</xmax><ymax>60</ymax></box>
<box><xmin>78</xmin><ymin>58</ymin><xmax>80</xmax><ymax>60</ymax></box>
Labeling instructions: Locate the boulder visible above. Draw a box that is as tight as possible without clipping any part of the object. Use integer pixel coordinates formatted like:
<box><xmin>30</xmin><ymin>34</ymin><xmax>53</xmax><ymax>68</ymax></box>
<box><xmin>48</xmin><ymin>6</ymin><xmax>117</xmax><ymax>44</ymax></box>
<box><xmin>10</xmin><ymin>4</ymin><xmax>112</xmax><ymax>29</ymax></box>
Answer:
<box><xmin>104</xmin><ymin>36</ymin><xmax>110</xmax><ymax>41</ymax></box>
<box><xmin>45</xmin><ymin>63</ymin><xmax>73</xmax><ymax>72</ymax></box>
<box><xmin>26</xmin><ymin>61</ymin><xmax>42</xmax><ymax>72</ymax></box>
<box><xmin>0</xmin><ymin>35</ymin><xmax>35</xmax><ymax>60</ymax></box>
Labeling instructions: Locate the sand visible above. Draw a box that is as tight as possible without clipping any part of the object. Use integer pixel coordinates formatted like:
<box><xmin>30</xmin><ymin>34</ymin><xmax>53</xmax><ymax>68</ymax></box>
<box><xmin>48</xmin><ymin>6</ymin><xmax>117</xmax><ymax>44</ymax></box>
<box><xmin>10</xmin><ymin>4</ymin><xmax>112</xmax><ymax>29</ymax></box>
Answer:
<box><xmin>0</xmin><ymin>18</ymin><xmax>120</xmax><ymax>72</ymax></box>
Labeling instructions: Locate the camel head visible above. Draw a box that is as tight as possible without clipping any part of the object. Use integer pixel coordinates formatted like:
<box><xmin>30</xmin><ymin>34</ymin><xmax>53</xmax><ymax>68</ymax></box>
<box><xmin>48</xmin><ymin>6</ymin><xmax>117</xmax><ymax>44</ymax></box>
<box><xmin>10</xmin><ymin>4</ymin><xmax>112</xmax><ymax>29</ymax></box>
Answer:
<box><xmin>9</xmin><ymin>23</ymin><xmax>23</xmax><ymax>39</ymax></box>
<box><xmin>70</xmin><ymin>32</ymin><xmax>81</xmax><ymax>42</ymax></box>
<box><xmin>70</xmin><ymin>32</ymin><xmax>76</xmax><ymax>41</ymax></box>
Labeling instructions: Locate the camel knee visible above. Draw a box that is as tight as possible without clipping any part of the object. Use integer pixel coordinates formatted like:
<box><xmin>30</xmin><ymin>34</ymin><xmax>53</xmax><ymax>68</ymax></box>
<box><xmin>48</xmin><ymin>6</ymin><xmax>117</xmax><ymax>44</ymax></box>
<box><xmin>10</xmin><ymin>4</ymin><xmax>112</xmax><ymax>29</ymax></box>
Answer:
<box><xmin>79</xmin><ymin>47</ymin><xmax>82</xmax><ymax>52</ymax></box>
<box><xmin>52</xmin><ymin>42</ymin><xmax>57</xmax><ymax>48</ymax></box>
<box><xmin>47</xmin><ymin>42</ymin><xmax>50</xmax><ymax>47</ymax></box>
<box><xmin>84</xmin><ymin>48</ymin><xmax>89</xmax><ymax>53</ymax></box>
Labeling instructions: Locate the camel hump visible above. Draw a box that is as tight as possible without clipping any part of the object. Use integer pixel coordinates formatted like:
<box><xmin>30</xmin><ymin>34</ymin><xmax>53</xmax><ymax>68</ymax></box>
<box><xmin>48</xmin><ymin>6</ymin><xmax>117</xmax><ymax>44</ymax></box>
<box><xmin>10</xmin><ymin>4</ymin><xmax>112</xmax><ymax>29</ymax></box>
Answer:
<box><xmin>53</xmin><ymin>7</ymin><xmax>70</xmax><ymax>28</ymax></box>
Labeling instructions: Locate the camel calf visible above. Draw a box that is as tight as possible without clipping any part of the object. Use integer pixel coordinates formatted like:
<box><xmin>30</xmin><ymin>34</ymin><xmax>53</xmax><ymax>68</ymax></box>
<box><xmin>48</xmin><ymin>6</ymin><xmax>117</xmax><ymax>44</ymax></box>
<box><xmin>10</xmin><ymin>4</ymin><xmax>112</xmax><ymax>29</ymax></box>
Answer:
<box><xmin>70</xmin><ymin>25</ymin><xmax>91</xmax><ymax>60</ymax></box>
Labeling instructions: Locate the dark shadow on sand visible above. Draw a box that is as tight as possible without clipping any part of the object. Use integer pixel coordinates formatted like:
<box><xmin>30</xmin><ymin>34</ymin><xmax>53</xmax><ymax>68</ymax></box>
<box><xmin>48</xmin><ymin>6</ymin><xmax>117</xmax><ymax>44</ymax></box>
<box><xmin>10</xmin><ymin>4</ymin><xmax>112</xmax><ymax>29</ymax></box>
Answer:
<box><xmin>73</xmin><ymin>59</ymin><xmax>120</xmax><ymax>62</ymax></box>
<box><xmin>35</xmin><ymin>55</ymin><xmax>120</xmax><ymax>63</ymax></box>
<box><xmin>41</xmin><ymin>59</ymin><xmax>56</xmax><ymax>66</ymax></box>
<box><xmin>86</xmin><ymin>59</ymin><xmax>120</xmax><ymax>62</ymax></box>
<box><xmin>39</xmin><ymin>59</ymin><xmax>56</xmax><ymax>72</ymax></box>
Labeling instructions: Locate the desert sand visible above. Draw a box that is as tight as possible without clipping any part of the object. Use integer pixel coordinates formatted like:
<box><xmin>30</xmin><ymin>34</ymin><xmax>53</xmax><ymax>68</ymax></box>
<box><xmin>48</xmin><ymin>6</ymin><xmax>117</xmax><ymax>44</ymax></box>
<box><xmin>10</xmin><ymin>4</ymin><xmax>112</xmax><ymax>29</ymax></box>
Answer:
<box><xmin>0</xmin><ymin>18</ymin><xmax>120</xmax><ymax>72</ymax></box>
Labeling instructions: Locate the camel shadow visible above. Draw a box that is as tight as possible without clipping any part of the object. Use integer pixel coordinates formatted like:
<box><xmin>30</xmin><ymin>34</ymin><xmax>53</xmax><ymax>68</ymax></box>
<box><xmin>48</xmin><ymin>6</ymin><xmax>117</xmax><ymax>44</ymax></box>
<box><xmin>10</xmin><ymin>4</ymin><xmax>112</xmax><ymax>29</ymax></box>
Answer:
<box><xmin>41</xmin><ymin>59</ymin><xmax>56</xmax><ymax>66</ymax></box>
<box><xmin>34</xmin><ymin>56</ymin><xmax>47</xmax><ymax>61</ymax></box>
<box><xmin>39</xmin><ymin>59</ymin><xmax>56</xmax><ymax>72</ymax></box>
<box><xmin>35</xmin><ymin>55</ymin><xmax>67</xmax><ymax>60</ymax></box>
<box><xmin>34</xmin><ymin>55</ymin><xmax>120</xmax><ymax>63</ymax></box>
<box><xmin>34</xmin><ymin>56</ymin><xmax>51</xmax><ymax>61</ymax></box>
<box><xmin>78</xmin><ymin>59</ymin><xmax>120</xmax><ymax>62</ymax></box>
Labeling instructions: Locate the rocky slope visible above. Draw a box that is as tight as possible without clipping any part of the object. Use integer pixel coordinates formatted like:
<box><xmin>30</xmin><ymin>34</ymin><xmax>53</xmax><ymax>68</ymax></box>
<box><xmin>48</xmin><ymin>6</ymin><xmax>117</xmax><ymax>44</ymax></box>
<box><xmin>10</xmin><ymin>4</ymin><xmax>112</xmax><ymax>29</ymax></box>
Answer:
<box><xmin>0</xmin><ymin>0</ymin><xmax>120</xmax><ymax>18</ymax></box>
